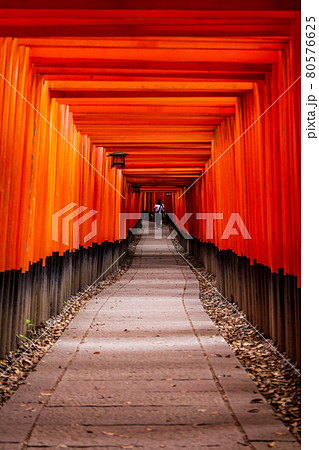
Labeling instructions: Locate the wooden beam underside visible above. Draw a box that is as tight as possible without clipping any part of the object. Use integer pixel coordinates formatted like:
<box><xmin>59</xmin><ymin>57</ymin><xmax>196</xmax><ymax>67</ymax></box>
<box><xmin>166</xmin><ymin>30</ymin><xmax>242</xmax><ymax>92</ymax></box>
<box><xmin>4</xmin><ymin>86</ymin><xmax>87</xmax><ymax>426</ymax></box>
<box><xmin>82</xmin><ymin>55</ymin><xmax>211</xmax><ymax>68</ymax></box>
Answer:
<box><xmin>0</xmin><ymin>5</ymin><xmax>299</xmax><ymax>187</ymax></box>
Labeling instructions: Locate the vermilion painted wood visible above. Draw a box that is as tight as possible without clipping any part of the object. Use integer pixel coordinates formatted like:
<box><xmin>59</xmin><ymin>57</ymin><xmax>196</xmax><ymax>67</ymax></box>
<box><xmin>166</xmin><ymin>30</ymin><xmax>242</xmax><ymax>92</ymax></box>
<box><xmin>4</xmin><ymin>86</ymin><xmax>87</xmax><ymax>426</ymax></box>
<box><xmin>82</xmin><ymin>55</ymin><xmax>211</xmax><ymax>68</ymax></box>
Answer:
<box><xmin>0</xmin><ymin>6</ymin><xmax>300</xmax><ymax>288</ymax></box>
<box><xmin>0</xmin><ymin>2</ymin><xmax>300</xmax><ymax>11</ymax></box>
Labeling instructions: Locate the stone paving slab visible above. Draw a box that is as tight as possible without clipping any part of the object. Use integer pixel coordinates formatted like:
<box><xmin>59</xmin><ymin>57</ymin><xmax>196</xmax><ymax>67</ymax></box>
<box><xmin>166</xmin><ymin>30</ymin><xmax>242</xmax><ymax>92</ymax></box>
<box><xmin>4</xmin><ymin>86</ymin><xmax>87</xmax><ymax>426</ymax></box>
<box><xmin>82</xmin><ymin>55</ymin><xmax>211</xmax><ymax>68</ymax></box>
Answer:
<box><xmin>64</xmin><ymin>366</ymin><xmax>213</xmax><ymax>382</ymax></box>
<box><xmin>0</xmin><ymin>445</ymin><xmax>23</xmax><ymax>450</ymax></box>
<box><xmin>252</xmin><ymin>442</ymin><xmax>301</xmax><ymax>450</ymax></box>
<box><xmin>36</xmin><ymin>404</ymin><xmax>232</xmax><ymax>426</ymax></box>
<box><xmin>0</xmin><ymin>224</ymin><xmax>300</xmax><ymax>449</ymax></box>
<box><xmin>27</xmin><ymin>424</ymin><xmax>247</xmax><ymax>448</ymax></box>
<box><xmin>46</xmin><ymin>389</ymin><xmax>222</xmax><ymax>408</ymax></box>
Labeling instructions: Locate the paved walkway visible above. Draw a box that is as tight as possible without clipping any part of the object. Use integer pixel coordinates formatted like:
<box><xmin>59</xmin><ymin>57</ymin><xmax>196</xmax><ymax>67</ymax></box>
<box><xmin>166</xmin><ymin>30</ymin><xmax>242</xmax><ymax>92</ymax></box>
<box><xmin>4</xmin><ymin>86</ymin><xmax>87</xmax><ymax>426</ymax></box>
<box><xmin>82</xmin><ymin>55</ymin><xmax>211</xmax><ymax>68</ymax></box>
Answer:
<box><xmin>0</xmin><ymin>225</ymin><xmax>299</xmax><ymax>449</ymax></box>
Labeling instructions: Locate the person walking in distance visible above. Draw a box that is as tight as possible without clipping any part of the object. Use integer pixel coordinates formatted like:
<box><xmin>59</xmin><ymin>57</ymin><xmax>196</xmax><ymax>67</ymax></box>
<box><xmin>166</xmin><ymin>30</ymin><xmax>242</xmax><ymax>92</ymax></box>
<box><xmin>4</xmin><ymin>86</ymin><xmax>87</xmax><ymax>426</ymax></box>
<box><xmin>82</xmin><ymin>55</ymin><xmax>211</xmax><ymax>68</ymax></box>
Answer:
<box><xmin>154</xmin><ymin>199</ymin><xmax>165</xmax><ymax>229</ymax></box>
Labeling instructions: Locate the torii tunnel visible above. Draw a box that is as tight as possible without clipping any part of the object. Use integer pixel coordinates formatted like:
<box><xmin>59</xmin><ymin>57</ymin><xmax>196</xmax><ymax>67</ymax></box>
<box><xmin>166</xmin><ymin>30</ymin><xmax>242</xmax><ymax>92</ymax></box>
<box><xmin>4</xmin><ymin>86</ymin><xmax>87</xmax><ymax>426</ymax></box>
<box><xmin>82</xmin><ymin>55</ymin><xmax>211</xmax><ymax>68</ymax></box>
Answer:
<box><xmin>0</xmin><ymin>0</ymin><xmax>300</xmax><ymax>377</ymax></box>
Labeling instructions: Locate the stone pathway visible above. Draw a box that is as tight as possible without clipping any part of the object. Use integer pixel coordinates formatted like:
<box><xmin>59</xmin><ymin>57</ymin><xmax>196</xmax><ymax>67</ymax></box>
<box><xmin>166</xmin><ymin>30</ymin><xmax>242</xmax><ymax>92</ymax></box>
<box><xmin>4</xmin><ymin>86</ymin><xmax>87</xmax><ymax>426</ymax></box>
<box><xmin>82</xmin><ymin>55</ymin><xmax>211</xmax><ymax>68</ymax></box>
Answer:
<box><xmin>0</xmin><ymin>224</ymin><xmax>300</xmax><ymax>449</ymax></box>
